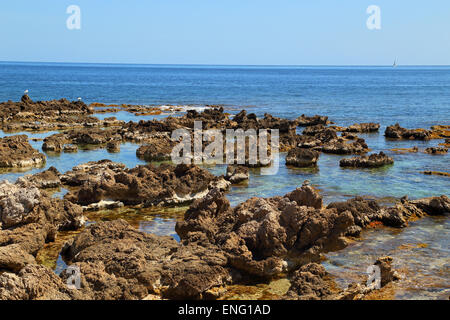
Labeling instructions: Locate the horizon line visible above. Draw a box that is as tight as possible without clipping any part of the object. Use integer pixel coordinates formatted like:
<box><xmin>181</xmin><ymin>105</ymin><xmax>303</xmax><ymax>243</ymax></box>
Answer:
<box><xmin>1</xmin><ymin>60</ymin><xmax>449</xmax><ymax>67</ymax></box>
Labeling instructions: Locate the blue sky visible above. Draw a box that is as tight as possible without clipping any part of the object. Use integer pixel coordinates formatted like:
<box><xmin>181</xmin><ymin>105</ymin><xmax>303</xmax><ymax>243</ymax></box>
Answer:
<box><xmin>0</xmin><ymin>0</ymin><xmax>449</xmax><ymax>65</ymax></box>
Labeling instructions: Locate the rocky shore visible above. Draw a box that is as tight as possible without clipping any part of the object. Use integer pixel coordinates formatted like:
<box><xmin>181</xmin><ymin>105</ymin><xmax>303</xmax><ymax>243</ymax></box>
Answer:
<box><xmin>0</xmin><ymin>96</ymin><xmax>448</xmax><ymax>300</ymax></box>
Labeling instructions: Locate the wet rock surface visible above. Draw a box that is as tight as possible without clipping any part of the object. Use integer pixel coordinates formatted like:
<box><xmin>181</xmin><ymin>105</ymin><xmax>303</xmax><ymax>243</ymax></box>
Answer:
<box><xmin>339</xmin><ymin>152</ymin><xmax>394</xmax><ymax>168</ymax></box>
<box><xmin>0</xmin><ymin>135</ymin><xmax>46</xmax><ymax>168</ymax></box>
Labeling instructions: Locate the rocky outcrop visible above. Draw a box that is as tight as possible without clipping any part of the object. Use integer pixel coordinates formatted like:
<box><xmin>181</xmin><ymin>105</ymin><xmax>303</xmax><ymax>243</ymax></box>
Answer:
<box><xmin>385</xmin><ymin>124</ymin><xmax>431</xmax><ymax>140</ymax></box>
<box><xmin>60</xmin><ymin>219</ymin><xmax>232</xmax><ymax>300</ymax></box>
<box><xmin>339</xmin><ymin>152</ymin><xmax>394</xmax><ymax>168</ymax></box>
<box><xmin>0</xmin><ymin>95</ymin><xmax>123</xmax><ymax>132</ymax></box>
<box><xmin>0</xmin><ymin>135</ymin><xmax>46</xmax><ymax>168</ymax></box>
<box><xmin>63</xmin><ymin>161</ymin><xmax>230</xmax><ymax>207</ymax></box>
<box><xmin>321</xmin><ymin>138</ymin><xmax>369</xmax><ymax>155</ymax></box>
<box><xmin>328</xmin><ymin>194</ymin><xmax>450</xmax><ymax>228</ymax></box>
<box><xmin>285</xmin><ymin>148</ymin><xmax>320</xmax><ymax>167</ymax></box>
<box><xmin>17</xmin><ymin>167</ymin><xmax>61</xmax><ymax>189</ymax></box>
<box><xmin>0</xmin><ymin>180</ymin><xmax>85</xmax><ymax>256</ymax></box>
<box><xmin>43</xmin><ymin>128</ymin><xmax>122</xmax><ymax>153</ymax></box>
<box><xmin>176</xmin><ymin>186</ymin><xmax>356</xmax><ymax>277</ymax></box>
<box><xmin>0</xmin><ymin>264</ymin><xmax>82</xmax><ymax>300</ymax></box>
<box><xmin>225</xmin><ymin>165</ymin><xmax>249</xmax><ymax>184</ymax></box>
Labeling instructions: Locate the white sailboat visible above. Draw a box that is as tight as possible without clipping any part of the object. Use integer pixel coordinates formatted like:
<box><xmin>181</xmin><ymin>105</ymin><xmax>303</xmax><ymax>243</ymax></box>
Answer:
<box><xmin>393</xmin><ymin>59</ymin><xmax>398</xmax><ymax>68</ymax></box>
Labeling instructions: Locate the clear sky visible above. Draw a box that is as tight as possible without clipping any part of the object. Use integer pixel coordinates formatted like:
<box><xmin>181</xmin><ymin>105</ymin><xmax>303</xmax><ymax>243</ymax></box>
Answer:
<box><xmin>0</xmin><ymin>0</ymin><xmax>449</xmax><ymax>65</ymax></box>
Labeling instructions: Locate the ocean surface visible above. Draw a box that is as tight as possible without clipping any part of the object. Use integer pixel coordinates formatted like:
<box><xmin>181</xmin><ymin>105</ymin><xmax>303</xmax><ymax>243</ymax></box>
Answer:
<box><xmin>0</xmin><ymin>62</ymin><xmax>448</xmax><ymax>299</ymax></box>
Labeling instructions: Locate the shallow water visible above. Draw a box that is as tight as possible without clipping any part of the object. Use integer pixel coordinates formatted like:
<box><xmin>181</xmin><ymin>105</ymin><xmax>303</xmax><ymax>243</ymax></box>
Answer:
<box><xmin>1</xmin><ymin>63</ymin><xmax>448</xmax><ymax>299</ymax></box>
<box><xmin>324</xmin><ymin>217</ymin><xmax>450</xmax><ymax>300</ymax></box>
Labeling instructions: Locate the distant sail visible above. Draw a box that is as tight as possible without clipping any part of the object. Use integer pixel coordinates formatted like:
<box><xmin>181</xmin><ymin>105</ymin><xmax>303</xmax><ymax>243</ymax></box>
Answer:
<box><xmin>393</xmin><ymin>59</ymin><xmax>397</xmax><ymax>67</ymax></box>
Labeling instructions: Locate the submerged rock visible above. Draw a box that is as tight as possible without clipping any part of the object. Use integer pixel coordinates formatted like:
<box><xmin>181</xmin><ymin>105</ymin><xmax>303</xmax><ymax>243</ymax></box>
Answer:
<box><xmin>285</xmin><ymin>148</ymin><xmax>320</xmax><ymax>167</ymax></box>
<box><xmin>63</xmin><ymin>161</ymin><xmax>230</xmax><ymax>207</ymax></box>
<box><xmin>339</xmin><ymin>152</ymin><xmax>394</xmax><ymax>168</ymax></box>
<box><xmin>0</xmin><ymin>135</ymin><xmax>46</xmax><ymax>168</ymax></box>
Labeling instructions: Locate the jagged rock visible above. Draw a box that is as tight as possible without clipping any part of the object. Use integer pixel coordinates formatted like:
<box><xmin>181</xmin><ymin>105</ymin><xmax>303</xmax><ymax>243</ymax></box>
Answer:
<box><xmin>286</xmin><ymin>148</ymin><xmax>320</xmax><ymax>167</ymax></box>
<box><xmin>0</xmin><ymin>264</ymin><xmax>82</xmax><ymax>300</ymax></box>
<box><xmin>339</xmin><ymin>152</ymin><xmax>394</xmax><ymax>168</ymax></box>
<box><xmin>0</xmin><ymin>135</ymin><xmax>46</xmax><ymax>168</ymax></box>
<box><xmin>42</xmin><ymin>133</ymin><xmax>69</xmax><ymax>153</ymax></box>
<box><xmin>0</xmin><ymin>180</ymin><xmax>85</xmax><ymax>255</ymax></box>
<box><xmin>63</xmin><ymin>161</ymin><xmax>230</xmax><ymax>207</ymax></box>
<box><xmin>60</xmin><ymin>159</ymin><xmax>126</xmax><ymax>186</ymax></box>
<box><xmin>176</xmin><ymin>186</ymin><xmax>357</xmax><ymax>277</ymax></box>
<box><xmin>0</xmin><ymin>181</ymin><xmax>41</xmax><ymax>228</ymax></box>
<box><xmin>258</xmin><ymin>113</ymin><xmax>297</xmax><ymax>133</ymax></box>
<box><xmin>385</xmin><ymin>123</ymin><xmax>431</xmax><ymax>140</ymax></box>
<box><xmin>16</xmin><ymin>166</ymin><xmax>61</xmax><ymax>189</ymax></box>
<box><xmin>225</xmin><ymin>165</ymin><xmax>249</xmax><ymax>184</ymax></box>
<box><xmin>322</xmin><ymin>138</ymin><xmax>369</xmax><ymax>155</ymax></box>
<box><xmin>61</xmin><ymin>219</ymin><xmax>231</xmax><ymax>300</ymax></box>
<box><xmin>284</xmin><ymin>263</ymin><xmax>337</xmax><ymax>300</ymax></box>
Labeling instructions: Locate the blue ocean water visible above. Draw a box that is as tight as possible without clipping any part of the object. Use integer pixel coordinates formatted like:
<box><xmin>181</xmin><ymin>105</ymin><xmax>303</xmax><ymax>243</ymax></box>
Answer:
<box><xmin>1</xmin><ymin>62</ymin><xmax>448</xmax><ymax>299</ymax></box>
